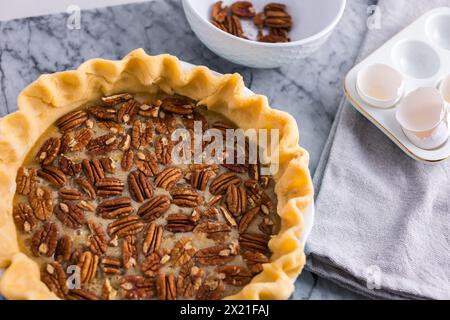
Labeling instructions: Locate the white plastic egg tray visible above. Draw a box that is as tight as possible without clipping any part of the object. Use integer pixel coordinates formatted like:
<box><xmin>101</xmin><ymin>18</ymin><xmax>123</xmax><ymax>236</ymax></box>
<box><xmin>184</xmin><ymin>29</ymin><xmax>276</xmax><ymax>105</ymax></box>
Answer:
<box><xmin>344</xmin><ymin>7</ymin><xmax>450</xmax><ymax>163</ymax></box>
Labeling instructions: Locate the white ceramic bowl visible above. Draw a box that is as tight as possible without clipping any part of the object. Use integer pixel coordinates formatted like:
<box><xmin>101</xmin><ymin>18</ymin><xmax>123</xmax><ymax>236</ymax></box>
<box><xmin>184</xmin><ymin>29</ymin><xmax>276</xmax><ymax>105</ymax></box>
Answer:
<box><xmin>182</xmin><ymin>0</ymin><xmax>346</xmax><ymax>68</ymax></box>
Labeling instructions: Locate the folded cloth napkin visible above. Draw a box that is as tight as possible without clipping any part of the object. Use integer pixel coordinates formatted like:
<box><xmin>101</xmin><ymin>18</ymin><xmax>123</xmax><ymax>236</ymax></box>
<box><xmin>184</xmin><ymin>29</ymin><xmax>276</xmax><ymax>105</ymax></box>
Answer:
<box><xmin>306</xmin><ymin>0</ymin><xmax>450</xmax><ymax>300</ymax></box>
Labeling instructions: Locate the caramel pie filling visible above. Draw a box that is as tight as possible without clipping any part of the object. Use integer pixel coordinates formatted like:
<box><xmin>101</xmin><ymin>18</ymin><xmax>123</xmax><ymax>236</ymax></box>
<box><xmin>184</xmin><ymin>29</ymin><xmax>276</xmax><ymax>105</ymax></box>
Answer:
<box><xmin>13</xmin><ymin>92</ymin><xmax>279</xmax><ymax>300</ymax></box>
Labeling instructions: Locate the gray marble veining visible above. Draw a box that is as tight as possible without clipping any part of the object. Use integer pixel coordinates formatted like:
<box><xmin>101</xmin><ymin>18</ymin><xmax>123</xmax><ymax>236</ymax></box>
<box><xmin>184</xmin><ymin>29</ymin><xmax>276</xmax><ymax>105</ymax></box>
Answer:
<box><xmin>0</xmin><ymin>0</ymin><xmax>374</xmax><ymax>299</ymax></box>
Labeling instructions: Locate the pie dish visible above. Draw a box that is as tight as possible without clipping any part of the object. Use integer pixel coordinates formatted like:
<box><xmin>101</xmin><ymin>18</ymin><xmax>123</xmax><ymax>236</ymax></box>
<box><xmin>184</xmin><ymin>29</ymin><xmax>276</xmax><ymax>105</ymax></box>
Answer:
<box><xmin>0</xmin><ymin>49</ymin><xmax>313</xmax><ymax>300</ymax></box>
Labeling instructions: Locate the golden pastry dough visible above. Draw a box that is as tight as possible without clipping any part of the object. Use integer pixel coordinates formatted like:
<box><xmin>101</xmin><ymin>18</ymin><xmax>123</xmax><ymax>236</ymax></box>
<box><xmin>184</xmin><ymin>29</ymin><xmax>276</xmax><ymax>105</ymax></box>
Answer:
<box><xmin>0</xmin><ymin>49</ymin><xmax>313</xmax><ymax>300</ymax></box>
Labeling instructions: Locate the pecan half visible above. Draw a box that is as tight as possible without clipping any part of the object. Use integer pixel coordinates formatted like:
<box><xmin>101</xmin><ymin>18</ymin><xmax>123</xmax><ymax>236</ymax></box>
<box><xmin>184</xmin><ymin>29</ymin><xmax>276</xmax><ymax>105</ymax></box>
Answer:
<box><xmin>160</xmin><ymin>97</ymin><xmax>194</xmax><ymax>115</ymax></box>
<box><xmin>231</xmin><ymin>1</ymin><xmax>255</xmax><ymax>17</ymax></box>
<box><xmin>61</xmin><ymin>128</ymin><xmax>94</xmax><ymax>153</ymax></box>
<box><xmin>195</xmin><ymin>244</ymin><xmax>237</xmax><ymax>266</ymax></box>
<box><xmin>37</xmin><ymin>165</ymin><xmax>67</xmax><ymax>187</ymax></box>
<box><xmin>128</xmin><ymin>171</ymin><xmax>153</xmax><ymax>203</ymax></box>
<box><xmin>87</xmin><ymin>221</ymin><xmax>108</xmax><ymax>255</ymax></box>
<box><xmin>59</xmin><ymin>187</ymin><xmax>84</xmax><ymax>201</ymax></box>
<box><xmin>122</xmin><ymin>235</ymin><xmax>138</xmax><ymax>270</ymax></box>
<box><xmin>41</xmin><ymin>262</ymin><xmax>68</xmax><ymax>298</ymax></box>
<box><xmin>98</xmin><ymin>121</ymin><xmax>125</xmax><ymax>135</ymax></box>
<box><xmin>137</xmin><ymin>195</ymin><xmax>171</xmax><ymax>222</ymax></box>
<box><xmin>258</xmin><ymin>33</ymin><xmax>289</xmax><ymax>43</ymax></box>
<box><xmin>118</xmin><ymin>100</ymin><xmax>140</xmax><ymax>124</ymax></box>
<box><xmin>156</xmin><ymin>273</ymin><xmax>177</xmax><ymax>300</ymax></box>
<box><xmin>171</xmin><ymin>237</ymin><xmax>196</xmax><ymax>267</ymax></box>
<box><xmin>264</xmin><ymin>2</ymin><xmax>287</xmax><ymax>11</ymax></box>
<box><xmin>13</xmin><ymin>203</ymin><xmax>36</xmax><ymax>233</ymax></box>
<box><xmin>86</xmin><ymin>133</ymin><xmax>118</xmax><ymax>155</ymax></box>
<box><xmin>96</xmin><ymin>177</ymin><xmax>124</xmax><ymax>198</ymax></box>
<box><xmin>75</xmin><ymin>178</ymin><xmax>96</xmax><ymax>199</ymax></box>
<box><xmin>197</xmin><ymin>278</ymin><xmax>224</xmax><ymax>300</ymax></box>
<box><xmin>239</xmin><ymin>232</ymin><xmax>270</xmax><ymax>253</ymax></box>
<box><xmin>101</xmin><ymin>93</ymin><xmax>133</xmax><ymax>106</ymax></box>
<box><xmin>269</xmin><ymin>27</ymin><xmax>290</xmax><ymax>40</ymax></box>
<box><xmin>59</xmin><ymin>156</ymin><xmax>82</xmax><ymax>176</ymax></box>
<box><xmin>142</xmin><ymin>223</ymin><xmax>163</xmax><ymax>256</ymax></box>
<box><xmin>55</xmin><ymin>235</ymin><xmax>72</xmax><ymax>262</ymax></box>
<box><xmin>121</xmin><ymin>149</ymin><xmax>134</xmax><ymax>171</ymax></box>
<box><xmin>204</xmin><ymin>207</ymin><xmax>222</xmax><ymax>220</ymax></box>
<box><xmin>36</xmin><ymin>137</ymin><xmax>61</xmax><ymax>165</ymax></box>
<box><xmin>226</xmin><ymin>13</ymin><xmax>245</xmax><ymax>38</ymax></box>
<box><xmin>212</xmin><ymin>1</ymin><xmax>228</xmax><ymax>23</ymax></box>
<box><xmin>154</xmin><ymin>135</ymin><xmax>173</xmax><ymax>165</ymax></box>
<box><xmin>207</xmin><ymin>195</ymin><xmax>222</xmax><ymax>207</ymax></box>
<box><xmin>263</xmin><ymin>4</ymin><xmax>292</xmax><ymax>29</ymax></box>
<box><xmin>209</xmin><ymin>172</ymin><xmax>241</xmax><ymax>195</ymax></box>
<box><xmin>166</xmin><ymin>213</ymin><xmax>196</xmax><ymax>233</ymax></box>
<box><xmin>238</xmin><ymin>206</ymin><xmax>260</xmax><ymax>233</ymax></box>
<box><xmin>16</xmin><ymin>167</ymin><xmax>37</xmax><ymax>196</ymax></box>
<box><xmin>102</xmin><ymin>256</ymin><xmax>121</xmax><ymax>275</ymax></box>
<box><xmin>131</xmin><ymin>120</ymin><xmax>153</xmax><ymax>150</ymax></box>
<box><xmin>55</xmin><ymin>202</ymin><xmax>85</xmax><ymax>229</ymax></box>
<box><xmin>31</xmin><ymin>222</ymin><xmax>58</xmax><ymax>257</ymax></box>
<box><xmin>138</xmin><ymin>101</ymin><xmax>161</xmax><ymax>118</ymax></box>
<box><xmin>242</xmin><ymin>250</ymin><xmax>269</xmax><ymax>274</ymax></box>
<box><xmin>81</xmin><ymin>158</ymin><xmax>105</xmax><ymax>185</ymax></box>
<box><xmin>225</xmin><ymin>184</ymin><xmax>247</xmax><ymax>217</ymax></box>
<box><xmin>87</xmin><ymin>106</ymin><xmax>117</xmax><ymax>121</ymax></box>
<box><xmin>177</xmin><ymin>264</ymin><xmax>204</xmax><ymax>299</ymax></box>
<box><xmin>155</xmin><ymin>167</ymin><xmax>182</xmax><ymax>190</ymax></box>
<box><xmin>194</xmin><ymin>222</ymin><xmax>231</xmax><ymax>241</ymax></box>
<box><xmin>66</xmin><ymin>289</ymin><xmax>100</xmax><ymax>300</ymax></box>
<box><xmin>170</xmin><ymin>187</ymin><xmax>202</xmax><ymax>207</ymax></box>
<box><xmin>217</xmin><ymin>265</ymin><xmax>252</xmax><ymax>286</ymax></box>
<box><xmin>135</xmin><ymin>150</ymin><xmax>159</xmax><ymax>177</ymax></box>
<box><xmin>120</xmin><ymin>275</ymin><xmax>155</xmax><ymax>300</ymax></box>
<box><xmin>141</xmin><ymin>249</ymin><xmax>169</xmax><ymax>277</ymax></box>
<box><xmin>97</xmin><ymin>197</ymin><xmax>134</xmax><ymax>219</ymax></box>
<box><xmin>107</xmin><ymin>216</ymin><xmax>144</xmax><ymax>238</ymax></box>
<box><xmin>245</xmin><ymin>179</ymin><xmax>273</xmax><ymax>208</ymax></box>
<box><xmin>56</xmin><ymin>110</ymin><xmax>88</xmax><ymax>132</ymax></box>
<box><xmin>154</xmin><ymin>112</ymin><xmax>176</xmax><ymax>135</ymax></box>
<box><xmin>77</xmin><ymin>200</ymin><xmax>95</xmax><ymax>212</ymax></box>
<box><xmin>190</xmin><ymin>167</ymin><xmax>216</xmax><ymax>191</ymax></box>
<box><xmin>100</xmin><ymin>157</ymin><xmax>115</xmax><ymax>174</ymax></box>
<box><xmin>219</xmin><ymin>205</ymin><xmax>237</xmax><ymax>227</ymax></box>
<box><xmin>29</xmin><ymin>187</ymin><xmax>53</xmax><ymax>221</ymax></box>
<box><xmin>119</xmin><ymin>133</ymin><xmax>131</xmax><ymax>151</ymax></box>
<box><xmin>78</xmin><ymin>251</ymin><xmax>99</xmax><ymax>284</ymax></box>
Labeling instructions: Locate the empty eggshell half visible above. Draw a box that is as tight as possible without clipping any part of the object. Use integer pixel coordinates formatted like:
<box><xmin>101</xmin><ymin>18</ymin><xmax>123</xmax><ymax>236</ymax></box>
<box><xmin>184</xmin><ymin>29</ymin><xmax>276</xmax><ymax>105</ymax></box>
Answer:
<box><xmin>356</xmin><ymin>63</ymin><xmax>404</xmax><ymax>108</ymax></box>
<box><xmin>392</xmin><ymin>40</ymin><xmax>441</xmax><ymax>79</ymax></box>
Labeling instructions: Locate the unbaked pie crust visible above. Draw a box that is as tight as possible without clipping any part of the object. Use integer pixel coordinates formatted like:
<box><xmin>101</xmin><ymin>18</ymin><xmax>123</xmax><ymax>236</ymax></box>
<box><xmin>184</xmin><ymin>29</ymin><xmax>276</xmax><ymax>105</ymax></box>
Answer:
<box><xmin>0</xmin><ymin>49</ymin><xmax>313</xmax><ymax>300</ymax></box>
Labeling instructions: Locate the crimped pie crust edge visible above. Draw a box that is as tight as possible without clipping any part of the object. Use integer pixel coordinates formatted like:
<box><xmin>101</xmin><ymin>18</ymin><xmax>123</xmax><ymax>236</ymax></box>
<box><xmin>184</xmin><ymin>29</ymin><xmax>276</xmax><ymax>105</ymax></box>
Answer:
<box><xmin>0</xmin><ymin>48</ymin><xmax>313</xmax><ymax>300</ymax></box>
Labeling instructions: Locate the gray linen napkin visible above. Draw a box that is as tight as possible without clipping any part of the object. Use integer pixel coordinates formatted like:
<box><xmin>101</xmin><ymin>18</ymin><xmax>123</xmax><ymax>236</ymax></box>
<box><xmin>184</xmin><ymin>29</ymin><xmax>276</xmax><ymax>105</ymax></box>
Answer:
<box><xmin>306</xmin><ymin>0</ymin><xmax>450</xmax><ymax>300</ymax></box>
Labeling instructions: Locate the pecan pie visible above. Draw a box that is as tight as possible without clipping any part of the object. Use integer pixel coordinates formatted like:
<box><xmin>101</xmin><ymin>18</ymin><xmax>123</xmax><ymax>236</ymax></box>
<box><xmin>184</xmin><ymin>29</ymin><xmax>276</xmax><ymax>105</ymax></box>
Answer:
<box><xmin>0</xmin><ymin>49</ymin><xmax>313</xmax><ymax>300</ymax></box>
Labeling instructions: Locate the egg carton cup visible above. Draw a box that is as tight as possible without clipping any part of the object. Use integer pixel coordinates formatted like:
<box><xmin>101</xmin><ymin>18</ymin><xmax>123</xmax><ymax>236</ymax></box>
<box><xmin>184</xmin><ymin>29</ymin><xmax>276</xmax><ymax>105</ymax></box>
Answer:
<box><xmin>344</xmin><ymin>7</ymin><xmax>450</xmax><ymax>163</ymax></box>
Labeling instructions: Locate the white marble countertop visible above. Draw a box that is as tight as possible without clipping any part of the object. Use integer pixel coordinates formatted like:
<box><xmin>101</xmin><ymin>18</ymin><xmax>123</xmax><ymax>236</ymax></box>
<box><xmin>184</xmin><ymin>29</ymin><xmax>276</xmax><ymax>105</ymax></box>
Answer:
<box><xmin>0</xmin><ymin>0</ymin><xmax>375</xmax><ymax>299</ymax></box>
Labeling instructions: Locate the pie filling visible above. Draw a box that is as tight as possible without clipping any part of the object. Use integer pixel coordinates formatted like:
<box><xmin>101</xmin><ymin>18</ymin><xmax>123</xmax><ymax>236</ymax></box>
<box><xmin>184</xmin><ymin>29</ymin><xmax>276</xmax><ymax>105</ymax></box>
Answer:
<box><xmin>13</xmin><ymin>92</ymin><xmax>279</xmax><ymax>300</ymax></box>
